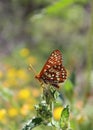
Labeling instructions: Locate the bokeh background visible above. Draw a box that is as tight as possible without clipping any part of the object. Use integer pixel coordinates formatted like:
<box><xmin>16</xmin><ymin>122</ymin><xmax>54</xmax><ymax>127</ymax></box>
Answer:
<box><xmin>0</xmin><ymin>0</ymin><xmax>93</xmax><ymax>130</ymax></box>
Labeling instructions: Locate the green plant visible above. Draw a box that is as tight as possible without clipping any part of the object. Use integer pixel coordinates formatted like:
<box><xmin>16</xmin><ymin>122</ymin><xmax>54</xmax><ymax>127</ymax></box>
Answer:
<box><xmin>22</xmin><ymin>85</ymin><xmax>71</xmax><ymax>130</ymax></box>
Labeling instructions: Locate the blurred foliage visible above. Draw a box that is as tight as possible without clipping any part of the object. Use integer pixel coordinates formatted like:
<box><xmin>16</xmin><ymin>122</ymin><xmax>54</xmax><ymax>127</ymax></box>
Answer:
<box><xmin>0</xmin><ymin>0</ymin><xmax>93</xmax><ymax>130</ymax></box>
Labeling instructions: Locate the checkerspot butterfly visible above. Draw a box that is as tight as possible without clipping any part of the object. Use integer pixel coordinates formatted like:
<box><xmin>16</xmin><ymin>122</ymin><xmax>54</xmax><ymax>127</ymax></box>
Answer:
<box><xmin>35</xmin><ymin>50</ymin><xmax>67</xmax><ymax>88</ymax></box>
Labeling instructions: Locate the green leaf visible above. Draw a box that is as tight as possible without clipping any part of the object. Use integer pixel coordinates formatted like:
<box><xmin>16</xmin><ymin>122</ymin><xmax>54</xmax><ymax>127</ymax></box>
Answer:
<box><xmin>0</xmin><ymin>86</ymin><xmax>13</xmax><ymax>101</ymax></box>
<box><xmin>45</xmin><ymin>0</ymin><xmax>75</xmax><ymax>16</ymax></box>
<box><xmin>22</xmin><ymin>117</ymin><xmax>43</xmax><ymax>130</ymax></box>
<box><xmin>43</xmin><ymin>86</ymin><xmax>59</xmax><ymax>104</ymax></box>
<box><xmin>35</xmin><ymin>101</ymin><xmax>52</xmax><ymax>120</ymax></box>
<box><xmin>64</xmin><ymin>80</ymin><xmax>74</xmax><ymax>102</ymax></box>
<box><xmin>59</xmin><ymin>105</ymin><xmax>70</xmax><ymax>130</ymax></box>
<box><xmin>64</xmin><ymin>80</ymin><xmax>74</xmax><ymax>92</ymax></box>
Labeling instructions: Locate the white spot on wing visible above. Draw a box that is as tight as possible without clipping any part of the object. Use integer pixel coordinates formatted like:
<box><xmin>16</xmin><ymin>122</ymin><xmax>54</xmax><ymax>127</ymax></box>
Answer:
<box><xmin>48</xmin><ymin>60</ymin><xmax>53</xmax><ymax>64</ymax></box>
<box><xmin>58</xmin><ymin>66</ymin><xmax>60</xmax><ymax>69</ymax></box>
<box><xmin>57</xmin><ymin>78</ymin><xmax>60</xmax><ymax>81</ymax></box>
<box><xmin>46</xmin><ymin>65</ymin><xmax>50</xmax><ymax>68</ymax></box>
<box><xmin>62</xmin><ymin>73</ymin><xmax>64</xmax><ymax>75</ymax></box>
<box><xmin>44</xmin><ymin>69</ymin><xmax>46</xmax><ymax>72</ymax></box>
<box><xmin>54</xmin><ymin>65</ymin><xmax>57</xmax><ymax>68</ymax></box>
<box><xmin>52</xmin><ymin>74</ymin><xmax>54</xmax><ymax>77</ymax></box>
<box><xmin>48</xmin><ymin>74</ymin><xmax>51</xmax><ymax>77</ymax></box>
<box><xmin>56</xmin><ymin>75</ymin><xmax>59</xmax><ymax>78</ymax></box>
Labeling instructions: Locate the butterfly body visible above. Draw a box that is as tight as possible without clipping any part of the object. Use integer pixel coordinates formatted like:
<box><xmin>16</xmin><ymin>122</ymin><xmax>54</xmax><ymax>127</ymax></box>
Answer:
<box><xmin>35</xmin><ymin>50</ymin><xmax>67</xmax><ymax>88</ymax></box>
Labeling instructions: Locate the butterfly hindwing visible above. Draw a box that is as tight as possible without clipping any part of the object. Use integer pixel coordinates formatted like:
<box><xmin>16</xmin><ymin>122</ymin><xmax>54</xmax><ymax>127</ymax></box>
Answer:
<box><xmin>41</xmin><ymin>65</ymin><xmax>67</xmax><ymax>86</ymax></box>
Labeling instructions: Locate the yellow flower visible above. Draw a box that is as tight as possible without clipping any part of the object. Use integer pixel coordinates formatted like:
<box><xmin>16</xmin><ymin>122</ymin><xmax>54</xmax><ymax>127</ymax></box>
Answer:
<box><xmin>20</xmin><ymin>104</ymin><xmax>31</xmax><ymax>116</ymax></box>
<box><xmin>53</xmin><ymin>107</ymin><xmax>63</xmax><ymax>120</ymax></box>
<box><xmin>8</xmin><ymin>79</ymin><xmax>17</xmax><ymax>87</ymax></box>
<box><xmin>20</xmin><ymin>48</ymin><xmax>30</xmax><ymax>57</ymax></box>
<box><xmin>0</xmin><ymin>71</ymin><xmax>3</xmax><ymax>78</ymax></box>
<box><xmin>3</xmin><ymin>81</ymin><xmax>10</xmax><ymax>88</ymax></box>
<box><xmin>7</xmin><ymin>68</ymin><xmax>17</xmax><ymax>79</ymax></box>
<box><xmin>8</xmin><ymin>108</ymin><xmax>18</xmax><ymax>117</ymax></box>
<box><xmin>17</xmin><ymin>69</ymin><xmax>28</xmax><ymax>80</ymax></box>
<box><xmin>76</xmin><ymin>114</ymin><xmax>87</xmax><ymax>124</ymax></box>
<box><xmin>0</xmin><ymin>109</ymin><xmax>6</xmax><ymax>121</ymax></box>
<box><xmin>27</xmin><ymin>98</ymin><xmax>36</xmax><ymax>110</ymax></box>
<box><xmin>18</xmin><ymin>88</ymin><xmax>30</xmax><ymax>100</ymax></box>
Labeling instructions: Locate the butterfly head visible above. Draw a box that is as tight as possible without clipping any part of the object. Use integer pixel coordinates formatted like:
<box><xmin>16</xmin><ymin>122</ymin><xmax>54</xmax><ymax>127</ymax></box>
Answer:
<box><xmin>35</xmin><ymin>74</ymin><xmax>41</xmax><ymax>82</ymax></box>
<box><xmin>35</xmin><ymin>74</ymin><xmax>40</xmax><ymax>79</ymax></box>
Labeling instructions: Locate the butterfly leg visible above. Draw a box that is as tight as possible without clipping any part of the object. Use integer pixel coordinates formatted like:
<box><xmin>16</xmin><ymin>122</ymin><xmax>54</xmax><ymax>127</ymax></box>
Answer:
<box><xmin>40</xmin><ymin>81</ymin><xmax>45</xmax><ymax>89</ymax></box>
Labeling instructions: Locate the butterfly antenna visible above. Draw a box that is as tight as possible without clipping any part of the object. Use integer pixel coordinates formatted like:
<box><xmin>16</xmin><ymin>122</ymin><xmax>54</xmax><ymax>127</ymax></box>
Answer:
<box><xmin>28</xmin><ymin>64</ymin><xmax>45</xmax><ymax>87</ymax></box>
<box><xmin>28</xmin><ymin>64</ymin><xmax>37</xmax><ymax>76</ymax></box>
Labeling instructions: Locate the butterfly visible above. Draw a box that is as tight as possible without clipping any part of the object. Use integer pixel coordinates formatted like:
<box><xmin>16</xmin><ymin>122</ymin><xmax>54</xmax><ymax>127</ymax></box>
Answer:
<box><xmin>35</xmin><ymin>50</ymin><xmax>67</xmax><ymax>88</ymax></box>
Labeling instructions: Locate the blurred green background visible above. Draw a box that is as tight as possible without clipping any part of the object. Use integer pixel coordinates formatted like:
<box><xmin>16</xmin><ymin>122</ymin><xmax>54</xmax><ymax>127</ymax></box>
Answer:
<box><xmin>0</xmin><ymin>0</ymin><xmax>93</xmax><ymax>130</ymax></box>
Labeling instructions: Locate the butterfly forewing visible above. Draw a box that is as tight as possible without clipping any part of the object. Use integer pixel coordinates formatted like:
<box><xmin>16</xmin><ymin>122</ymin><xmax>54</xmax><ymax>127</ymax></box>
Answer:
<box><xmin>35</xmin><ymin>50</ymin><xmax>67</xmax><ymax>88</ymax></box>
<box><xmin>39</xmin><ymin>50</ymin><xmax>62</xmax><ymax>75</ymax></box>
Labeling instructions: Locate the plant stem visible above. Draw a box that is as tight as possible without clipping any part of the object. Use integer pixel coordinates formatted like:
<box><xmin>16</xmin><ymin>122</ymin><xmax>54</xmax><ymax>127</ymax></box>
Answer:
<box><xmin>84</xmin><ymin>1</ymin><xmax>93</xmax><ymax>103</ymax></box>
